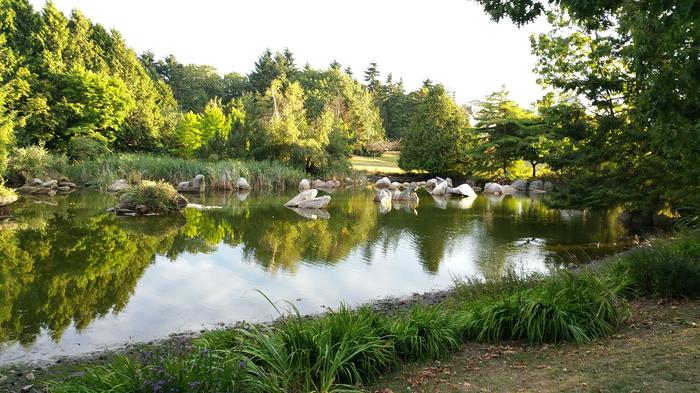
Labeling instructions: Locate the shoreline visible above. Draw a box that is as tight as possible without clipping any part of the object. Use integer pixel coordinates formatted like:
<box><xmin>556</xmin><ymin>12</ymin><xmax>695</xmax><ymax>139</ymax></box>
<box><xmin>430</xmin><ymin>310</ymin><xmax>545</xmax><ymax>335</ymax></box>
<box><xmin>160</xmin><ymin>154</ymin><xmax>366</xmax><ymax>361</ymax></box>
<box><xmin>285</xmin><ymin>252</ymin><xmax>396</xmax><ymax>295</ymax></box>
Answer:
<box><xmin>0</xmin><ymin>244</ymin><xmax>640</xmax><ymax>392</ymax></box>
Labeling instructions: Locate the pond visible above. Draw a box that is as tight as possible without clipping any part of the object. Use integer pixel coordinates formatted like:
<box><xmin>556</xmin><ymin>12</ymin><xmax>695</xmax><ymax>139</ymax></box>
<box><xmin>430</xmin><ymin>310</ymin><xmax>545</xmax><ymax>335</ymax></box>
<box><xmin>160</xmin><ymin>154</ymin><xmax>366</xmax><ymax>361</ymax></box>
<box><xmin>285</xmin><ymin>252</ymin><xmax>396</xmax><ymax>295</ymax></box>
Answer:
<box><xmin>0</xmin><ymin>188</ymin><xmax>628</xmax><ymax>364</ymax></box>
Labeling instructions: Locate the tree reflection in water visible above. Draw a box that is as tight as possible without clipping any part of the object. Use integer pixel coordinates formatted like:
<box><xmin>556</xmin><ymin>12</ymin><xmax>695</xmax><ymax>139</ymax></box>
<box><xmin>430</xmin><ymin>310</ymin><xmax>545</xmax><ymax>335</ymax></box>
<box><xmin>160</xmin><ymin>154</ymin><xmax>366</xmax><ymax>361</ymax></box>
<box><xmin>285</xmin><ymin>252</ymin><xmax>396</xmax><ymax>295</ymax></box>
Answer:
<box><xmin>0</xmin><ymin>189</ymin><xmax>627</xmax><ymax>347</ymax></box>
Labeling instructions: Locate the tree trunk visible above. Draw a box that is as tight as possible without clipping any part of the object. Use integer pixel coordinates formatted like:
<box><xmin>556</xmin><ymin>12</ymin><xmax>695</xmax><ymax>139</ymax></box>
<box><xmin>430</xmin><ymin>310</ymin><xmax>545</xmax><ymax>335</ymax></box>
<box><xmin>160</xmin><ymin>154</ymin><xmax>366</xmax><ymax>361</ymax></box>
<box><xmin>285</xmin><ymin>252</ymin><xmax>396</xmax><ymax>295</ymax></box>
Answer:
<box><xmin>531</xmin><ymin>161</ymin><xmax>538</xmax><ymax>178</ymax></box>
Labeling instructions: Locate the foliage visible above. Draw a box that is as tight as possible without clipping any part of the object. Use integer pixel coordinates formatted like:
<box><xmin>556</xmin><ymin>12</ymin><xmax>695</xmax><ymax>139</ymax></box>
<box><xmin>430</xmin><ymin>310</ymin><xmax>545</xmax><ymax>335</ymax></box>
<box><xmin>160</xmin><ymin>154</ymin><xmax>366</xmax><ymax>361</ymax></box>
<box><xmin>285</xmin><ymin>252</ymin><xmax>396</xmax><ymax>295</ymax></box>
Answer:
<box><xmin>6</xmin><ymin>144</ymin><xmax>67</xmax><ymax>182</ymax></box>
<box><xmin>118</xmin><ymin>180</ymin><xmax>183</xmax><ymax>214</ymax></box>
<box><xmin>473</xmin><ymin>0</ymin><xmax>700</xmax><ymax>220</ymax></box>
<box><xmin>62</xmin><ymin>153</ymin><xmax>306</xmax><ymax>190</ymax></box>
<box><xmin>398</xmin><ymin>84</ymin><xmax>472</xmax><ymax>175</ymax></box>
<box><xmin>66</xmin><ymin>133</ymin><xmax>111</xmax><ymax>161</ymax></box>
<box><xmin>1</xmin><ymin>0</ymin><xmax>176</xmax><ymax>152</ymax></box>
<box><xmin>390</xmin><ymin>307</ymin><xmax>461</xmax><ymax>360</ymax></box>
<box><xmin>459</xmin><ymin>271</ymin><xmax>629</xmax><ymax>343</ymax></box>
<box><xmin>471</xmin><ymin>86</ymin><xmax>548</xmax><ymax>178</ymax></box>
<box><xmin>608</xmin><ymin>234</ymin><xmax>700</xmax><ymax>299</ymax></box>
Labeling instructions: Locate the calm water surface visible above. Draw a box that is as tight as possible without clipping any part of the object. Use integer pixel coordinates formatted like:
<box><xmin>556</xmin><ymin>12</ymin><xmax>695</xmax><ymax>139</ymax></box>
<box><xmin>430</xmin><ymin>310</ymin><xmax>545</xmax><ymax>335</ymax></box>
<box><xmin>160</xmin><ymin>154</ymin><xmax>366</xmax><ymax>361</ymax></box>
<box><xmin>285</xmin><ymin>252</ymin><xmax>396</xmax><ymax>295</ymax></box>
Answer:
<box><xmin>0</xmin><ymin>188</ymin><xmax>628</xmax><ymax>364</ymax></box>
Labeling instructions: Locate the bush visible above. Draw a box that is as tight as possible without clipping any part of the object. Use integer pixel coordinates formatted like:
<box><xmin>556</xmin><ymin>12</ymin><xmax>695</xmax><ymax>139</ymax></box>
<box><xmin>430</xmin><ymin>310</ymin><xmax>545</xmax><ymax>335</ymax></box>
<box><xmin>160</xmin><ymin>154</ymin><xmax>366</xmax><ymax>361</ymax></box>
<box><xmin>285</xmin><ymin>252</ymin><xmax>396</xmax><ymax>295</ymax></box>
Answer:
<box><xmin>6</xmin><ymin>145</ymin><xmax>68</xmax><ymax>183</ymax></box>
<box><xmin>67</xmin><ymin>134</ymin><xmax>111</xmax><ymax>161</ymax></box>
<box><xmin>118</xmin><ymin>181</ymin><xmax>184</xmax><ymax>214</ymax></box>
<box><xmin>608</xmin><ymin>235</ymin><xmax>700</xmax><ymax>298</ymax></box>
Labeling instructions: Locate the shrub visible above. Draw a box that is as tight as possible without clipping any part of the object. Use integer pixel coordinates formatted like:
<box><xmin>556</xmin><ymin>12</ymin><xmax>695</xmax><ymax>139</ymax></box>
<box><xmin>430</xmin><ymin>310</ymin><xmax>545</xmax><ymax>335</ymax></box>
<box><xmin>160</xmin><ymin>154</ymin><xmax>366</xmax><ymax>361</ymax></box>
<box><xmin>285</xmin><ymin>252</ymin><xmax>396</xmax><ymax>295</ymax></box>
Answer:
<box><xmin>6</xmin><ymin>145</ymin><xmax>68</xmax><ymax>183</ymax></box>
<box><xmin>67</xmin><ymin>134</ymin><xmax>111</xmax><ymax>161</ymax></box>
<box><xmin>608</xmin><ymin>235</ymin><xmax>700</xmax><ymax>298</ymax></box>
<box><xmin>118</xmin><ymin>180</ymin><xmax>184</xmax><ymax>214</ymax></box>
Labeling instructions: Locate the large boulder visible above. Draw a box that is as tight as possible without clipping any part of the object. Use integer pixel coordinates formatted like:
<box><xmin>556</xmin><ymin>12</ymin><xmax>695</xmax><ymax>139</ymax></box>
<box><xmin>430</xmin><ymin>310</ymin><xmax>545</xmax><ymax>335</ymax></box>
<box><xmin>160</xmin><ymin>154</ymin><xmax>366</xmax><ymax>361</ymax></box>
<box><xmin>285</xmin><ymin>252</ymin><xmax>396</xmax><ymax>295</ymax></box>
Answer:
<box><xmin>177</xmin><ymin>174</ymin><xmax>206</xmax><ymax>193</ymax></box>
<box><xmin>284</xmin><ymin>189</ymin><xmax>318</xmax><ymax>207</ymax></box>
<box><xmin>528</xmin><ymin>180</ymin><xmax>545</xmax><ymax>192</ymax></box>
<box><xmin>237</xmin><ymin>177</ymin><xmax>251</xmax><ymax>190</ymax></box>
<box><xmin>107</xmin><ymin>179</ymin><xmax>130</xmax><ymax>193</ymax></box>
<box><xmin>425</xmin><ymin>178</ymin><xmax>438</xmax><ymax>189</ymax></box>
<box><xmin>299</xmin><ymin>178</ymin><xmax>310</xmax><ymax>191</ymax></box>
<box><xmin>41</xmin><ymin>180</ymin><xmax>57</xmax><ymax>189</ymax></box>
<box><xmin>501</xmin><ymin>185</ymin><xmax>517</xmax><ymax>194</ymax></box>
<box><xmin>431</xmin><ymin>181</ymin><xmax>449</xmax><ymax>196</ymax></box>
<box><xmin>58</xmin><ymin>181</ymin><xmax>76</xmax><ymax>189</ymax></box>
<box><xmin>298</xmin><ymin>195</ymin><xmax>331</xmax><ymax>209</ymax></box>
<box><xmin>447</xmin><ymin>184</ymin><xmax>477</xmax><ymax>198</ymax></box>
<box><xmin>511</xmin><ymin>179</ymin><xmax>527</xmax><ymax>191</ymax></box>
<box><xmin>375</xmin><ymin>177</ymin><xmax>391</xmax><ymax>189</ymax></box>
<box><xmin>389</xmin><ymin>181</ymin><xmax>401</xmax><ymax>190</ymax></box>
<box><xmin>484</xmin><ymin>183</ymin><xmax>503</xmax><ymax>195</ymax></box>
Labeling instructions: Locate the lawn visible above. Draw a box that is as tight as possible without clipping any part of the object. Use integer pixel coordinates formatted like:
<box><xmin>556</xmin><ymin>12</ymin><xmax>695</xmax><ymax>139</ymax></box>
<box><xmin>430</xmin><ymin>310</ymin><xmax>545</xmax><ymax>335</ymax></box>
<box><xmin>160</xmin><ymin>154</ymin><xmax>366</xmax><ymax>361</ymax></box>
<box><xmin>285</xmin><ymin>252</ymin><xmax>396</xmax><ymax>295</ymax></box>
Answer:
<box><xmin>351</xmin><ymin>151</ymin><xmax>404</xmax><ymax>174</ymax></box>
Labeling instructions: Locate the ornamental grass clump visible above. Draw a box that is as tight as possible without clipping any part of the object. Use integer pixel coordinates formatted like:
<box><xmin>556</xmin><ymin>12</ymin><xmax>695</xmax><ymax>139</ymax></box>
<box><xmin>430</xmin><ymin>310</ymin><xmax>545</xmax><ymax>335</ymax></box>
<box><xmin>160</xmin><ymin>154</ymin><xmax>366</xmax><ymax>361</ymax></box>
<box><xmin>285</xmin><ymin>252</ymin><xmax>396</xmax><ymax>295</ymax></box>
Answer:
<box><xmin>608</xmin><ymin>234</ymin><xmax>700</xmax><ymax>298</ymax></box>
<box><xmin>390</xmin><ymin>306</ymin><xmax>462</xmax><ymax>361</ymax></box>
<box><xmin>458</xmin><ymin>271</ymin><xmax>629</xmax><ymax>344</ymax></box>
<box><xmin>235</xmin><ymin>304</ymin><xmax>395</xmax><ymax>393</ymax></box>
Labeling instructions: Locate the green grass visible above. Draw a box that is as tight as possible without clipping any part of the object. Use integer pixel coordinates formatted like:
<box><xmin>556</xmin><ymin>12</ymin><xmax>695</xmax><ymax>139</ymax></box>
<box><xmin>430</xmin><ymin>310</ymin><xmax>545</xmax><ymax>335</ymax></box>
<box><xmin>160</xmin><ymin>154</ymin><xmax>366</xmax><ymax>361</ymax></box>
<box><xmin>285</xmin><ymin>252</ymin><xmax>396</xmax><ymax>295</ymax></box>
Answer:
<box><xmin>608</xmin><ymin>233</ymin><xmax>700</xmax><ymax>298</ymax></box>
<box><xmin>63</xmin><ymin>153</ymin><xmax>306</xmax><ymax>191</ymax></box>
<box><xmin>351</xmin><ymin>151</ymin><xmax>404</xmax><ymax>174</ymax></box>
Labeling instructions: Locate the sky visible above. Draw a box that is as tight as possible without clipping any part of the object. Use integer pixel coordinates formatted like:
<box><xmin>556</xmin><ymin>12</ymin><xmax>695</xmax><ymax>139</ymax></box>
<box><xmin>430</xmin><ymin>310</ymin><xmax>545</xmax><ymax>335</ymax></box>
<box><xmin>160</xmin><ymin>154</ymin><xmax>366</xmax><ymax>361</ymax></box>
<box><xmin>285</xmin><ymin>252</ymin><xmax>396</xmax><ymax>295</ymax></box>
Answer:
<box><xmin>28</xmin><ymin>0</ymin><xmax>549</xmax><ymax>106</ymax></box>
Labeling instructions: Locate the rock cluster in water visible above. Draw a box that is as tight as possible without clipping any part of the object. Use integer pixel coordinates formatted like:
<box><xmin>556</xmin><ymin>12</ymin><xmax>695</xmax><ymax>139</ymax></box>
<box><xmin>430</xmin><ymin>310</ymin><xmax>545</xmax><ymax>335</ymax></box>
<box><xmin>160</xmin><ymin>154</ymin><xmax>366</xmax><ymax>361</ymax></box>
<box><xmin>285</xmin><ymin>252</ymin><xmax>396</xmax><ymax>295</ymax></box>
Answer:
<box><xmin>15</xmin><ymin>177</ymin><xmax>78</xmax><ymax>197</ymax></box>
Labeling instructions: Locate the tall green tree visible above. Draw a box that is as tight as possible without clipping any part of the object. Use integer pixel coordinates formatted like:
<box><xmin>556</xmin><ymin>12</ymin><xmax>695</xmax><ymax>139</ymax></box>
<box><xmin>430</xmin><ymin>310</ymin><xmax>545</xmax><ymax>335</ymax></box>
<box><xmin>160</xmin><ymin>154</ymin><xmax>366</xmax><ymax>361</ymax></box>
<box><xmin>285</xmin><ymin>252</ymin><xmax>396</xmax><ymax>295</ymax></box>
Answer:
<box><xmin>472</xmin><ymin>86</ymin><xmax>539</xmax><ymax>177</ymax></box>
<box><xmin>399</xmin><ymin>84</ymin><xmax>472</xmax><ymax>174</ymax></box>
<box><xmin>473</xmin><ymin>0</ymin><xmax>700</xmax><ymax>219</ymax></box>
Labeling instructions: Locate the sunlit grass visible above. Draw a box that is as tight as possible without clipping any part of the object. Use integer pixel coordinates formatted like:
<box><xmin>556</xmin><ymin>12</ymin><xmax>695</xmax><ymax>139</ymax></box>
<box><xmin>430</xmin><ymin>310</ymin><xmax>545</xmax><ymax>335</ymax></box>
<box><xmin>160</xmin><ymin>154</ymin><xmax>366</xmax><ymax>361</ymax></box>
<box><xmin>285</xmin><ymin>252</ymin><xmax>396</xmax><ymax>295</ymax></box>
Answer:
<box><xmin>351</xmin><ymin>151</ymin><xmax>404</xmax><ymax>174</ymax></box>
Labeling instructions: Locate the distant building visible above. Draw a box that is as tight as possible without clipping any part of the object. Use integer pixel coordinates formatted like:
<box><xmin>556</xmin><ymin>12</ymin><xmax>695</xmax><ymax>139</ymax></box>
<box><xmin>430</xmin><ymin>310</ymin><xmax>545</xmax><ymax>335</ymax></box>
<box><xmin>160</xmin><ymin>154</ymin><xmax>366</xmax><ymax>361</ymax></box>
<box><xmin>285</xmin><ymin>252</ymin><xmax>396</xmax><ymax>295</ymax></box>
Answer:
<box><xmin>462</xmin><ymin>99</ymin><xmax>483</xmax><ymax>123</ymax></box>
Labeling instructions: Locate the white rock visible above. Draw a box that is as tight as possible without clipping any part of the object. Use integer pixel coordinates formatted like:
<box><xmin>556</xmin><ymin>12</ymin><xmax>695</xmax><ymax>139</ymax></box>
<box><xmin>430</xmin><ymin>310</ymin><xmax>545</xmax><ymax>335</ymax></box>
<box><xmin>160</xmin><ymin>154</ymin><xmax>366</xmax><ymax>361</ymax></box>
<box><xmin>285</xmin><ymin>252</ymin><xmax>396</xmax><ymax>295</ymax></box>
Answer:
<box><xmin>484</xmin><ymin>183</ymin><xmax>503</xmax><ymax>195</ymax></box>
<box><xmin>299</xmin><ymin>179</ymin><xmax>310</xmax><ymax>190</ymax></box>
<box><xmin>284</xmin><ymin>189</ymin><xmax>318</xmax><ymax>207</ymax></box>
<box><xmin>375</xmin><ymin>177</ymin><xmax>391</xmax><ymax>189</ymax></box>
<box><xmin>432</xmin><ymin>181</ymin><xmax>448</xmax><ymax>196</ymax></box>
<box><xmin>448</xmin><ymin>184</ymin><xmax>477</xmax><ymax>198</ymax></box>
<box><xmin>389</xmin><ymin>181</ymin><xmax>401</xmax><ymax>190</ymax></box>
<box><xmin>298</xmin><ymin>195</ymin><xmax>331</xmax><ymax>209</ymax></box>
<box><xmin>107</xmin><ymin>179</ymin><xmax>129</xmax><ymax>192</ymax></box>
<box><xmin>237</xmin><ymin>177</ymin><xmax>251</xmax><ymax>190</ymax></box>
<box><xmin>511</xmin><ymin>179</ymin><xmax>528</xmax><ymax>191</ymax></box>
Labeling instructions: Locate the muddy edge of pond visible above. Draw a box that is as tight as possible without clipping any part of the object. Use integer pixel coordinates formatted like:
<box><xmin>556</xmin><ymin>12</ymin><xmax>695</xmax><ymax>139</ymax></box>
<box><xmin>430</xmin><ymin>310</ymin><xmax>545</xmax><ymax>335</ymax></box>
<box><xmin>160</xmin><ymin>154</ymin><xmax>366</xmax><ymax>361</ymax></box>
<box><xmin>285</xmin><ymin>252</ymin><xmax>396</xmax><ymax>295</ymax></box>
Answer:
<box><xmin>0</xmin><ymin>240</ymin><xmax>649</xmax><ymax>390</ymax></box>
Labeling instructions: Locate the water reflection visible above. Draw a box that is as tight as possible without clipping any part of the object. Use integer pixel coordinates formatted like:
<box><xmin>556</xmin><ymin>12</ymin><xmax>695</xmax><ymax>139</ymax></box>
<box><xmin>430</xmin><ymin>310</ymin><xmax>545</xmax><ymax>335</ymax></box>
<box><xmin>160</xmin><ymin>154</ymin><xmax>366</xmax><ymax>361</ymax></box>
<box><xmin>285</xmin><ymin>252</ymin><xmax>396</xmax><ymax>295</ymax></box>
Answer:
<box><xmin>0</xmin><ymin>189</ymin><xmax>627</xmax><ymax>363</ymax></box>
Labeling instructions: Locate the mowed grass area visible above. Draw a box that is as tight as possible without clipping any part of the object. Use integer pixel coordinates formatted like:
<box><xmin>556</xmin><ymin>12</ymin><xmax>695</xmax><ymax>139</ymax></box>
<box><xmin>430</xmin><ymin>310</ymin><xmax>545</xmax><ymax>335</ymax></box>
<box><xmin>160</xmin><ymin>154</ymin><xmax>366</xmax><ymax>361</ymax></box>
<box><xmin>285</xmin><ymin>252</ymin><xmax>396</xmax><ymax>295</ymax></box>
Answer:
<box><xmin>369</xmin><ymin>299</ymin><xmax>700</xmax><ymax>393</ymax></box>
<box><xmin>351</xmin><ymin>151</ymin><xmax>404</xmax><ymax>174</ymax></box>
